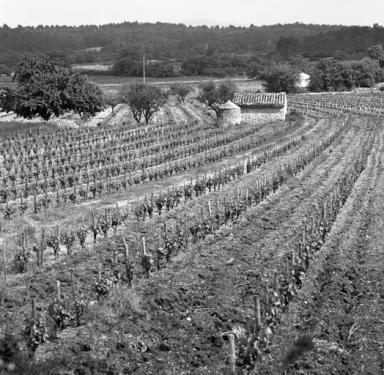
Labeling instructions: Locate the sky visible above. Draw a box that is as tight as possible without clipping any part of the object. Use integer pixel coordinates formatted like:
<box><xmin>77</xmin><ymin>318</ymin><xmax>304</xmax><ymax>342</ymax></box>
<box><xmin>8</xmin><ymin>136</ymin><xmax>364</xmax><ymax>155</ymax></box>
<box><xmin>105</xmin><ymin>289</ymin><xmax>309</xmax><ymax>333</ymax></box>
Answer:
<box><xmin>0</xmin><ymin>0</ymin><xmax>383</xmax><ymax>27</ymax></box>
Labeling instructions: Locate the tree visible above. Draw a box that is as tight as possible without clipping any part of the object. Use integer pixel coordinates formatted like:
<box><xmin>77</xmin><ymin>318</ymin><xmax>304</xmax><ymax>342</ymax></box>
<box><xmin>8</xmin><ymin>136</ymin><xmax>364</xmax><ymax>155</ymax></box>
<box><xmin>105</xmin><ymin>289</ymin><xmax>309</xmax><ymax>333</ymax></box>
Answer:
<box><xmin>308</xmin><ymin>58</ymin><xmax>383</xmax><ymax>92</ymax></box>
<box><xmin>262</xmin><ymin>66</ymin><xmax>299</xmax><ymax>93</ymax></box>
<box><xmin>0</xmin><ymin>55</ymin><xmax>102</xmax><ymax>120</ymax></box>
<box><xmin>169</xmin><ymin>84</ymin><xmax>190</xmax><ymax>103</ymax></box>
<box><xmin>65</xmin><ymin>73</ymin><xmax>103</xmax><ymax>118</ymax></box>
<box><xmin>367</xmin><ymin>44</ymin><xmax>384</xmax><ymax>67</ymax></box>
<box><xmin>276</xmin><ymin>36</ymin><xmax>301</xmax><ymax>57</ymax></box>
<box><xmin>103</xmin><ymin>91</ymin><xmax>123</xmax><ymax>112</ymax></box>
<box><xmin>111</xmin><ymin>47</ymin><xmax>143</xmax><ymax>76</ymax></box>
<box><xmin>198</xmin><ymin>80</ymin><xmax>236</xmax><ymax>117</ymax></box>
<box><xmin>122</xmin><ymin>83</ymin><xmax>166</xmax><ymax>124</ymax></box>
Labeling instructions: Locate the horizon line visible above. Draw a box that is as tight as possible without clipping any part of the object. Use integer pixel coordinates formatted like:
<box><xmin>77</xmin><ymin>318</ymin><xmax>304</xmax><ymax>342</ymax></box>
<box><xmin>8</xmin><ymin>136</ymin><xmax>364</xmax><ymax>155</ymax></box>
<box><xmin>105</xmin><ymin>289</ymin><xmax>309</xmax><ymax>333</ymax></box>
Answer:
<box><xmin>1</xmin><ymin>20</ymin><xmax>380</xmax><ymax>29</ymax></box>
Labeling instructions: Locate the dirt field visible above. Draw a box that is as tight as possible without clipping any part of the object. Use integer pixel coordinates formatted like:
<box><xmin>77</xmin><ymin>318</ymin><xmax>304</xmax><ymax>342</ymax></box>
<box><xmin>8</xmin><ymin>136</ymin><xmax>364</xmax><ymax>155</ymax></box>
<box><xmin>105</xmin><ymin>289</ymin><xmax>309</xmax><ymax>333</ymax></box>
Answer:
<box><xmin>89</xmin><ymin>75</ymin><xmax>264</xmax><ymax>93</ymax></box>
<box><xmin>0</xmin><ymin>96</ymin><xmax>383</xmax><ymax>374</ymax></box>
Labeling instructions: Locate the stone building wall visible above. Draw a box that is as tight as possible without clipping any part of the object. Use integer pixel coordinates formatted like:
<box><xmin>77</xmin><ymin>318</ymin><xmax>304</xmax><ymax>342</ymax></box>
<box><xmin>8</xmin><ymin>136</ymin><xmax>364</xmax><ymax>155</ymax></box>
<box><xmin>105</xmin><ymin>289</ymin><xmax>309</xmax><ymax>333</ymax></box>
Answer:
<box><xmin>217</xmin><ymin>108</ymin><xmax>242</xmax><ymax>127</ymax></box>
<box><xmin>241</xmin><ymin>105</ymin><xmax>287</xmax><ymax>124</ymax></box>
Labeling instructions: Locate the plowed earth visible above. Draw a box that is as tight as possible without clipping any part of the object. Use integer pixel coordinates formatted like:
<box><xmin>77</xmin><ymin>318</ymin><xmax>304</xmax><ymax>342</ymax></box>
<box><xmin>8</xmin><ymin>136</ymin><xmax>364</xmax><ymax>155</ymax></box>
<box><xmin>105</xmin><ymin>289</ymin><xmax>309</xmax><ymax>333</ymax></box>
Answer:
<box><xmin>1</xmin><ymin>115</ymin><xmax>384</xmax><ymax>375</ymax></box>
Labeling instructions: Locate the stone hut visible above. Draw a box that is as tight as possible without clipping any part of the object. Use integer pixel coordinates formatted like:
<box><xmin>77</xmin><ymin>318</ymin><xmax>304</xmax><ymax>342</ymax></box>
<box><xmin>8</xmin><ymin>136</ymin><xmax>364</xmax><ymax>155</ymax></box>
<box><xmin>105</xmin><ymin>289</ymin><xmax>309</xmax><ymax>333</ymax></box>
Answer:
<box><xmin>217</xmin><ymin>100</ymin><xmax>241</xmax><ymax>127</ymax></box>
<box><xmin>233</xmin><ymin>92</ymin><xmax>287</xmax><ymax>124</ymax></box>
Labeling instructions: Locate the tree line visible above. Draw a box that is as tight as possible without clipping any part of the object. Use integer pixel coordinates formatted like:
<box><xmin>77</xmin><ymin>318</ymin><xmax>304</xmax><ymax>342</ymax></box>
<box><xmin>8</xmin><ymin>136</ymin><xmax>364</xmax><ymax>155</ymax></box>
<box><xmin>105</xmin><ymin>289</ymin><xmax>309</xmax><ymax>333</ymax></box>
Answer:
<box><xmin>0</xmin><ymin>22</ymin><xmax>341</xmax><ymax>74</ymax></box>
<box><xmin>257</xmin><ymin>55</ymin><xmax>384</xmax><ymax>94</ymax></box>
<box><xmin>276</xmin><ymin>24</ymin><xmax>384</xmax><ymax>59</ymax></box>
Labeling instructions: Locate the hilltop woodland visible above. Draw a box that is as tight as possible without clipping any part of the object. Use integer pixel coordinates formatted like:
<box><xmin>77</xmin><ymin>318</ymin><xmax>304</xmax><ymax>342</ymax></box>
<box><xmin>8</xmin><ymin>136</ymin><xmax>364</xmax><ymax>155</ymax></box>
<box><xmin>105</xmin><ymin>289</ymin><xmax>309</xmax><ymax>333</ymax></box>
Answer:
<box><xmin>1</xmin><ymin>22</ymin><xmax>384</xmax><ymax>95</ymax></box>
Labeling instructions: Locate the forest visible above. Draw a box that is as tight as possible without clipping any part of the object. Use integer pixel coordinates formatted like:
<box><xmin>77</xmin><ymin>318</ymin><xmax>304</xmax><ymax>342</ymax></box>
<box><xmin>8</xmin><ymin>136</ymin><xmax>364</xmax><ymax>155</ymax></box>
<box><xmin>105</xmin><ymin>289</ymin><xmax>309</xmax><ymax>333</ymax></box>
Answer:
<box><xmin>0</xmin><ymin>22</ymin><xmax>342</xmax><ymax>72</ymax></box>
<box><xmin>276</xmin><ymin>24</ymin><xmax>384</xmax><ymax>59</ymax></box>
<box><xmin>1</xmin><ymin>22</ymin><xmax>384</xmax><ymax>93</ymax></box>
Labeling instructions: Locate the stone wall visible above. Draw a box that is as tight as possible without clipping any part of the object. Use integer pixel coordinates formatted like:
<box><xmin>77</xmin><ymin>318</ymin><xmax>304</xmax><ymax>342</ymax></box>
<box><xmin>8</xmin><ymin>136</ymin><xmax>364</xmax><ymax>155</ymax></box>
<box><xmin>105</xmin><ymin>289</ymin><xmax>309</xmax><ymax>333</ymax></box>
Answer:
<box><xmin>217</xmin><ymin>108</ymin><xmax>242</xmax><ymax>127</ymax></box>
<box><xmin>241</xmin><ymin>106</ymin><xmax>286</xmax><ymax>124</ymax></box>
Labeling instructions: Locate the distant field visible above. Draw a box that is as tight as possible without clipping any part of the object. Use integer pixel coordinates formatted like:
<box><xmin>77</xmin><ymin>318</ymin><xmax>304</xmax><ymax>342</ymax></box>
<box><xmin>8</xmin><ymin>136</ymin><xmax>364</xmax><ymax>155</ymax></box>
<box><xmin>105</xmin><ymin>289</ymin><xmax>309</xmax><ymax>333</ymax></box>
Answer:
<box><xmin>88</xmin><ymin>74</ymin><xmax>264</xmax><ymax>92</ymax></box>
<box><xmin>88</xmin><ymin>74</ymin><xmax>244</xmax><ymax>85</ymax></box>
<box><xmin>0</xmin><ymin>121</ymin><xmax>55</xmax><ymax>136</ymax></box>
<box><xmin>72</xmin><ymin>63</ymin><xmax>113</xmax><ymax>72</ymax></box>
<box><xmin>0</xmin><ymin>76</ymin><xmax>15</xmax><ymax>89</ymax></box>
<box><xmin>0</xmin><ymin>73</ymin><xmax>264</xmax><ymax>93</ymax></box>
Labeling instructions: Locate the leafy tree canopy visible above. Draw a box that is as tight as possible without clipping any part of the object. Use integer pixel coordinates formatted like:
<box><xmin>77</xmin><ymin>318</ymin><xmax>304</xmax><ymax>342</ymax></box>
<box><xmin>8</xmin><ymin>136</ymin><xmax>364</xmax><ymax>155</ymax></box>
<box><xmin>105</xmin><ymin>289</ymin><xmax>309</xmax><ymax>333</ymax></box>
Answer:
<box><xmin>367</xmin><ymin>44</ymin><xmax>384</xmax><ymax>67</ymax></box>
<box><xmin>261</xmin><ymin>66</ymin><xmax>299</xmax><ymax>93</ymax></box>
<box><xmin>0</xmin><ymin>55</ymin><xmax>103</xmax><ymax>120</ymax></box>
<box><xmin>121</xmin><ymin>83</ymin><xmax>166</xmax><ymax>124</ymax></box>
<box><xmin>169</xmin><ymin>84</ymin><xmax>190</xmax><ymax>103</ymax></box>
<box><xmin>198</xmin><ymin>80</ymin><xmax>236</xmax><ymax>117</ymax></box>
<box><xmin>308</xmin><ymin>57</ymin><xmax>384</xmax><ymax>92</ymax></box>
<box><xmin>103</xmin><ymin>91</ymin><xmax>123</xmax><ymax>112</ymax></box>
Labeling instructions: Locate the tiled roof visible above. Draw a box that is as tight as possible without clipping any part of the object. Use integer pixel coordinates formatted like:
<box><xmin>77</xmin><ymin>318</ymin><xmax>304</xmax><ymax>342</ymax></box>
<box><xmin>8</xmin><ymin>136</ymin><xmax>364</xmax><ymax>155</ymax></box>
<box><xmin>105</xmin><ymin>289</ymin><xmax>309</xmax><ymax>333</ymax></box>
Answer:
<box><xmin>219</xmin><ymin>100</ymin><xmax>240</xmax><ymax>110</ymax></box>
<box><xmin>233</xmin><ymin>92</ymin><xmax>286</xmax><ymax>108</ymax></box>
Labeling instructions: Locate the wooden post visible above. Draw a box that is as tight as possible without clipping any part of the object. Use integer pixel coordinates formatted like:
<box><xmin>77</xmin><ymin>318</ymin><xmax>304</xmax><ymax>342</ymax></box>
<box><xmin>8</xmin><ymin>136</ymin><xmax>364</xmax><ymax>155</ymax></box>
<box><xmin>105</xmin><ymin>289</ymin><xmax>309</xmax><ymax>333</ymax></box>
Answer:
<box><xmin>264</xmin><ymin>282</ymin><xmax>269</xmax><ymax>307</ymax></box>
<box><xmin>142</xmin><ymin>237</ymin><xmax>146</xmax><ymax>256</ymax></box>
<box><xmin>123</xmin><ymin>241</ymin><xmax>132</xmax><ymax>287</ymax></box>
<box><xmin>98</xmin><ymin>263</ymin><xmax>102</xmax><ymax>282</ymax></box>
<box><xmin>70</xmin><ymin>270</ymin><xmax>75</xmax><ymax>299</ymax></box>
<box><xmin>164</xmin><ymin>222</ymin><xmax>168</xmax><ymax>243</ymax></box>
<box><xmin>273</xmin><ymin>271</ymin><xmax>278</xmax><ymax>291</ymax></box>
<box><xmin>184</xmin><ymin>214</ymin><xmax>188</xmax><ymax>247</ymax></box>
<box><xmin>57</xmin><ymin>280</ymin><xmax>61</xmax><ymax>300</ymax></box>
<box><xmin>40</xmin><ymin>229</ymin><xmax>45</xmax><ymax>266</ymax></box>
<box><xmin>292</xmin><ymin>249</ymin><xmax>296</xmax><ymax>266</ymax></box>
<box><xmin>104</xmin><ymin>209</ymin><xmax>109</xmax><ymax>238</ymax></box>
<box><xmin>33</xmin><ymin>190</ymin><xmax>37</xmax><ymax>214</ymax></box>
<box><xmin>228</xmin><ymin>333</ymin><xmax>236</xmax><ymax>374</ymax></box>
<box><xmin>286</xmin><ymin>259</ymin><xmax>291</xmax><ymax>279</ymax></box>
<box><xmin>86</xmin><ymin>172</ymin><xmax>89</xmax><ymax>200</ymax></box>
<box><xmin>113</xmin><ymin>247</ymin><xmax>117</xmax><ymax>269</ymax></box>
<box><xmin>31</xmin><ymin>298</ymin><xmax>36</xmax><ymax>319</ymax></box>
<box><xmin>2</xmin><ymin>240</ymin><xmax>6</xmax><ymax>288</ymax></box>
<box><xmin>254</xmin><ymin>296</ymin><xmax>262</xmax><ymax>331</ymax></box>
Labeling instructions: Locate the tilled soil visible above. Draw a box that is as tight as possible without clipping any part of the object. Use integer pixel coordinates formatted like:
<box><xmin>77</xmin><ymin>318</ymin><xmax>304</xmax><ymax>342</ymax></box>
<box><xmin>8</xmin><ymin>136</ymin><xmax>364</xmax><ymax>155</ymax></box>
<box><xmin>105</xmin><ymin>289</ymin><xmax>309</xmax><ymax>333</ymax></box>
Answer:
<box><xmin>259</xmin><ymin>124</ymin><xmax>384</xmax><ymax>374</ymax></box>
<box><xmin>0</xmin><ymin>115</ymin><xmax>310</xmax><ymax>255</ymax></box>
<box><xmin>1</xmin><ymin>116</ymin><xmax>384</xmax><ymax>375</ymax></box>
